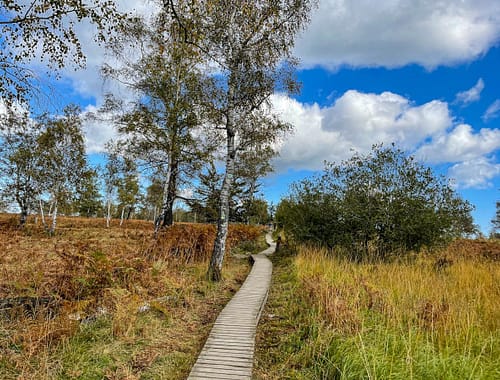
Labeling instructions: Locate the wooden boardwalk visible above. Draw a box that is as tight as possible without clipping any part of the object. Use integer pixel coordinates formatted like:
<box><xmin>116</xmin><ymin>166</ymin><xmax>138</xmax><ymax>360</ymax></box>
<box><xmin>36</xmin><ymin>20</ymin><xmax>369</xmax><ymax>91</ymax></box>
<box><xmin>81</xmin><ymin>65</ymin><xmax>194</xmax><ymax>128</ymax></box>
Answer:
<box><xmin>187</xmin><ymin>234</ymin><xmax>275</xmax><ymax>380</ymax></box>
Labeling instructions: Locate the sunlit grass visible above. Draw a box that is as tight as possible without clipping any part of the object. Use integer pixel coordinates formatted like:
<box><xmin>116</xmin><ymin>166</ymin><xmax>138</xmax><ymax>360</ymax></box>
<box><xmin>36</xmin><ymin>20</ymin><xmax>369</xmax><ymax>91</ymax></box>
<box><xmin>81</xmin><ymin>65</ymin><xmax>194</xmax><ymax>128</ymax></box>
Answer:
<box><xmin>0</xmin><ymin>213</ymin><xmax>258</xmax><ymax>379</ymax></box>
<box><xmin>256</xmin><ymin>241</ymin><xmax>500</xmax><ymax>379</ymax></box>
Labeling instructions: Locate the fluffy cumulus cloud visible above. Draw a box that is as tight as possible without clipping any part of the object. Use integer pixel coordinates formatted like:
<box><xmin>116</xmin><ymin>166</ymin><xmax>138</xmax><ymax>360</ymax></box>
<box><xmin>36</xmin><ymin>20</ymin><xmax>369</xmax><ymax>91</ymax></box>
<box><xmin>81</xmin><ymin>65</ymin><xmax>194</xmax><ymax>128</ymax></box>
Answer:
<box><xmin>295</xmin><ymin>0</ymin><xmax>500</xmax><ymax>69</ymax></box>
<box><xmin>272</xmin><ymin>90</ymin><xmax>452</xmax><ymax>170</ymax></box>
<box><xmin>448</xmin><ymin>158</ymin><xmax>500</xmax><ymax>189</ymax></box>
<box><xmin>272</xmin><ymin>91</ymin><xmax>500</xmax><ymax>189</ymax></box>
<box><xmin>483</xmin><ymin>99</ymin><xmax>500</xmax><ymax>121</ymax></box>
<box><xmin>454</xmin><ymin>78</ymin><xmax>485</xmax><ymax>106</ymax></box>
<box><xmin>415</xmin><ymin>124</ymin><xmax>500</xmax><ymax>163</ymax></box>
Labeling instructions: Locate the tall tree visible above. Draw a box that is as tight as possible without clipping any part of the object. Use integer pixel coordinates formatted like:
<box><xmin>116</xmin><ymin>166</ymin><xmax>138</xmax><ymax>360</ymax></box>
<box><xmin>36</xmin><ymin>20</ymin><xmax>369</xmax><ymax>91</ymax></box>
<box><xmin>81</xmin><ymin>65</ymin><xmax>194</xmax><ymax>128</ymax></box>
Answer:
<box><xmin>37</xmin><ymin>105</ymin><xmax>88</xmax><ymax>234</ymax></box>
<box><xmin>103</xmin><ymin>11</ymin><xmax>212</xmax><ymax>233</ymax></box>
<box><xmin>0</xmin><ymin>0</ymin><xmax>123</xmax><ymax>103</ymax></box>
<box><xmin>0</xmin><ymin>107</ymin><xmax>42</xmax><ymax>226</ymax></box>
<box><xmin>168</xmin><ymin>0</ymin><xmax>317</xmax><ymax>280</ymax></box>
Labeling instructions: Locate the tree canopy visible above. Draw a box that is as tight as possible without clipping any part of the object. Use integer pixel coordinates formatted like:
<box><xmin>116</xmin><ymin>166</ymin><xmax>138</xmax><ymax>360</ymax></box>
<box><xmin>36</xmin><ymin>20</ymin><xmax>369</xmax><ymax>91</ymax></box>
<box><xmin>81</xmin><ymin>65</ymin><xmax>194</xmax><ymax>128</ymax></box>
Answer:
<box><xmin>277</xmin><ymin>144</ymin><xmax>476</xmax><ymax>261</ymax></box>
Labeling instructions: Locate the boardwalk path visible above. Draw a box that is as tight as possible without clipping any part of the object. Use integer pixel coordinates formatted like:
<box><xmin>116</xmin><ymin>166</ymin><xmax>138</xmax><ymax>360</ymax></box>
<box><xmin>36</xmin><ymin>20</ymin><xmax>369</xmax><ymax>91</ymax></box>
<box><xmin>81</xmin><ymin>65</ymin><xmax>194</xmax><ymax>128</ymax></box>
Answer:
<box><xmin>187</xmin><ymin>234</ymin><xmax>275</xmax><ymax>380</ymax></box>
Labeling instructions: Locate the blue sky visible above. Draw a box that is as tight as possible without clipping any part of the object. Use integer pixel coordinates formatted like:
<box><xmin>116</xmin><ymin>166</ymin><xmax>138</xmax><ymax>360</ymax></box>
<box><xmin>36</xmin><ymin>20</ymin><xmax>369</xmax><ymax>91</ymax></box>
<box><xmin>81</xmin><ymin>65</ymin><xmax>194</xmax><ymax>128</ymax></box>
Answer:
<box><xmin>3</xmin><ymin>0</ymin><xmax>500</xmax><ymax>234</ymax></box>
<box><xmin>264</xmin><ymin>45</ymin><xmax>500</xmax><ymax>234</ymax></box>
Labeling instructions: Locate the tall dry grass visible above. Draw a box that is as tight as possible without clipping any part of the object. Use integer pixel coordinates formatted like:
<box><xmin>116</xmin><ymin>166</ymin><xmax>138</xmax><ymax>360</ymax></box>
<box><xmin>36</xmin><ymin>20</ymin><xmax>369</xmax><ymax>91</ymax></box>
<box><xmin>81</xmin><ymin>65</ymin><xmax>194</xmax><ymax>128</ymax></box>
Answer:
<box><xmin>255</xmin><ymin>240</ymin><xmax>500</xmax><ymax>379</ymax></box>
<box><xmin>296</xmin><ymin>245</ymin><xmax>500</xmax><ymax>337</ymax></box>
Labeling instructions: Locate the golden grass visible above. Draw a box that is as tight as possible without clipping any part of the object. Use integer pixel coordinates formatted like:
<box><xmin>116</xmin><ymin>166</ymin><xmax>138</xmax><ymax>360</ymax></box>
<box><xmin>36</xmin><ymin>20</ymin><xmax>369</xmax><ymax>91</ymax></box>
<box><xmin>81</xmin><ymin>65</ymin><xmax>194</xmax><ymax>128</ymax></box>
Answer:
<box><xmin>255</xmin><ymin>240</ymin><xmax>500</xmax><ymax>379</ymax></box>
<box><xmin>295</xmin><ymin>244</ymin><xmax>500</xmax><ymax>339</ymax></box>
<box><xmin>0</xmin><ymin>213</ymin><xmax>261</xmax><ymax>379</ymax></box>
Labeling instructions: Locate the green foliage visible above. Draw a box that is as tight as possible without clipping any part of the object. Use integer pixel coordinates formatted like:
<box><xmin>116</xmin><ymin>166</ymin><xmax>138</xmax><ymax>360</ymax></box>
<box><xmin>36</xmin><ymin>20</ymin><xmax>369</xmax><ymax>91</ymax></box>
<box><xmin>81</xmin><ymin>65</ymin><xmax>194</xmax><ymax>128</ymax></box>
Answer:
<box><xmin>103</xmin><ymin>10</ymin><xmax>213</xmax><ymax>230</ymax></box>
<box><xmin>277</xmin><ymin>144</ymin><xmax>476</xmax><ymax>260</ymax></box>
<box><xmin>168</xmin><ymin>0</ymin><xmax>317</xmax><ymax>280</ymax></box>
<box><xmin>116</xmin><ymin>158</ymin><xmax>140</xmax><ymax>220</ymax></box>
<box><xmin>75</xmin><ymin>168</ymin><xmax>102</xmax><ymax>217</ymax></box>
<box><xmin>35</xmin><ymin>105</ymin><xmax>90</xmax><ymax>233</ymax></box>
<box><xmin>0</xmin><ymin>107</ymin><xmax>43</xmax><ymax>225</ymax></box>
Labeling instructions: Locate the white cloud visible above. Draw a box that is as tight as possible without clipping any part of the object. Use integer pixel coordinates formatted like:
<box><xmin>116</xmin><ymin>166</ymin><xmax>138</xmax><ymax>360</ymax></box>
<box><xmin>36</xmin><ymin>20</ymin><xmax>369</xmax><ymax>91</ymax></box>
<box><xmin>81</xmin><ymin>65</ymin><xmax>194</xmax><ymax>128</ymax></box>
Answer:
<box><xmin>295</xmin><ymin>0</ymin><xmax>500</xmax><ymax>69</ymax></box>
<box><xmin>33</xmin><ymin>1</ymin><xmax>158</xmax><ymax>105</ymax></box>
<box><xmin>415</xmin><ymin>124</ymin><xmax>500</xmax><ymax>163</ymax></box>
<box><xmin>454</xmin><ymin>78</ymin><xmax>485</xmax><ymax>105</ymax></box>
<box><xmin>483</xmin><ymin>99</ymin><xmax>500</xmax><ymax>121</ymax></box>
<box><xmin>272</xmin><ymin>90</ymin><xmax>452</xmax><ymax>170</ymax></box>
<box><xmin>272</xmin><ymin>91</ymin><xmax>500</xmax><ymax>189</ymax></box>
<box><xmin>81</xmin><ymin>105</ymin><xmax>118</xmax><ymax>154</ymax></box>
<box><xmin>448</xmin><ymin>157</ymin><xmax>500</xmax><ymax>189</ymax></box>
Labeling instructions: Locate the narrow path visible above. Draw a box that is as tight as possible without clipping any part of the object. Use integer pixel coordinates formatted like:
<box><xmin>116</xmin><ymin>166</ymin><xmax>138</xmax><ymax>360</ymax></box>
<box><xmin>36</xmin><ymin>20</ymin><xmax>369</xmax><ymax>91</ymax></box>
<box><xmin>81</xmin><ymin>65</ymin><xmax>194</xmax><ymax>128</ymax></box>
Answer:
<box><xmin>187</xmin><ymin>233</ymin><xmax>275</xmax><ymax>380</ymax></box>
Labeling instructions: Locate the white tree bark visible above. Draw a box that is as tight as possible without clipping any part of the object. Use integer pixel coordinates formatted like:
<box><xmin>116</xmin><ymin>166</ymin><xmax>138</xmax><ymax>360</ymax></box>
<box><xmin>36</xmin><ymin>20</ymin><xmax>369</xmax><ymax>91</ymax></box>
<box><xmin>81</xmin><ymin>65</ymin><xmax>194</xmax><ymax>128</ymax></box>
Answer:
<box><xmin>208</xmin><ymin>124</ymin><xmax>236</xmax><ymax>281</ymax></box>
<box><xmin>120</xmin><ymin>206</ymin><xmax>125</xmax><ymax>226</ymax></box>
<box><xmin>106</xmin><ymin>198</ymin><xmax>112</xmax><ymax>228</ymax></box>
<box><xmin>49</xmin><ymin>200</ymin><xmax>58</xmax><ymax>235</ymax></box>
<box><xmin>39</xmin><ymin>198</ymin><xmax>46</xmax><ymax>228</ymax></box>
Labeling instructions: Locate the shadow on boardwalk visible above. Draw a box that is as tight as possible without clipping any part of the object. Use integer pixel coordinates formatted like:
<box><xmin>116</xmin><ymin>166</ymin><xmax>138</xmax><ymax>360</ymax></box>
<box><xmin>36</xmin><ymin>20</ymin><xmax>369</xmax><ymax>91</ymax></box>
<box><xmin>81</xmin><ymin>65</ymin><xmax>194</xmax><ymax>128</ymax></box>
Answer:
<box><xmin>187</xmin><ymin>234</ymin><xmax>275</xmax><ymax>380</ymax></box>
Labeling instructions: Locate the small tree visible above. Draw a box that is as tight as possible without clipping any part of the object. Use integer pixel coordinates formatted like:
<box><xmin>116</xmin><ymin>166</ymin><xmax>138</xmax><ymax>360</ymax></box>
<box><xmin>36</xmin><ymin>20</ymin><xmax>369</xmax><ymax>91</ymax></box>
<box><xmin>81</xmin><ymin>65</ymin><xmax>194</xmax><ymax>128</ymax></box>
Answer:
<box><xmin>37</xmin><ymin>105</ymin><xmax>88</xmax><ymax>234</ymax></box>
<box><xmin>116</xmin><ymin>158</ymin><xmax>140</xmax><ymax>224</ymax></box>
<box><xmin>76</xmin><ymin>168</ymin><xmax>102</xmax><ymax>217</ymax></box>
<box><xmin>102</xmin><ymin>147</ymin><xmax>121</xmax><ymax>228</ymax></box>
<box><xmin>0</xmin><ymin>107</ymin><xmax>43</xmax><ymax>226</ymax></box>
<box><xmin>279</xmin><ymin>144</ymin><xmax>476</xmax><ymax>260</ymax></box>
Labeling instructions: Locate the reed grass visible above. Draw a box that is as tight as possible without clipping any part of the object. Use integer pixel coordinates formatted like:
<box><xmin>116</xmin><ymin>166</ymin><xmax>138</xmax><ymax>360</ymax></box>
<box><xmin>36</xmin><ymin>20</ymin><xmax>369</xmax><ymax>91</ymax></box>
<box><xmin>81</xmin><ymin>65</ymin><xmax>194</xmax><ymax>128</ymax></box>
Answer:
<box><xmin>255</xmin><ymin>241</ymin><xmax>500</xmax><ymax>379</ymax></box>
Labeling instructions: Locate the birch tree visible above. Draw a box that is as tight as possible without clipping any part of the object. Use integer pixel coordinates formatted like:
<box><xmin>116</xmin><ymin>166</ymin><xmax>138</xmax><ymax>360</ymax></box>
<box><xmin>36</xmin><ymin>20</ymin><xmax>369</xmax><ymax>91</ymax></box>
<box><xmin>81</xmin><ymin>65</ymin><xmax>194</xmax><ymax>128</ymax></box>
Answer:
<box><xmin>103</xmin><ymin>12</ymin><xmax>212</xmax><ymax>233</ymax></box>
<box><xmin>102</xmin><ymin>147</ymin><xmax>121</xmax><ymax>227</ymax></box>
<box><xmin>117</xmin><ymin>158</ymin><xmax>140</xmax><ymax>224</ymax></box>
<box><xmin>0</xmin><ymin>107</ymin><xmax>42</xmax><ymax>226</ymax></box>
<box><xmin>168</xmin><ymin>0</ymin><xmax>317</xmax><ymax>280</ymax></box>
<box><xmin>37</xmin><ymin>105</ymin><xmax>87</xmax><ymax>234</ymax></box>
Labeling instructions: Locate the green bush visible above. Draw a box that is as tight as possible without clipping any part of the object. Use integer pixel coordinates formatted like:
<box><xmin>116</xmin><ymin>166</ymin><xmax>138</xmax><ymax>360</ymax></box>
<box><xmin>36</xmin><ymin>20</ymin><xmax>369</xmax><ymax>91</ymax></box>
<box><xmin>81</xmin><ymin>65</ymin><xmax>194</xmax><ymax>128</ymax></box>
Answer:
<box><xmin>276</xmin><ymin>144</ymin><xmax>476</xmax><ymax>260</ymax></box>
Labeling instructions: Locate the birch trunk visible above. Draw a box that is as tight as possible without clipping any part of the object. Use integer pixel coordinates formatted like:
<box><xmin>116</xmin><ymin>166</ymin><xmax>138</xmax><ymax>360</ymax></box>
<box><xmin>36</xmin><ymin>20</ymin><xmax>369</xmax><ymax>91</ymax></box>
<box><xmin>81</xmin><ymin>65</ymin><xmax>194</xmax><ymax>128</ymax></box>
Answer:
<box><xmin>208</xmin><ymin>128</ymin><xmax>236</xmax><ymax>281</ymax></box>
<box><xmin>39</xmin><ymin>199</ymin><xmax>46</xmax><ymax>229</ymax></box>
<box><xmin>19</xmin><ymin>205</ymin><xmax>28</xmax><ymax>227</ymax></box>
<box><xmin>106</xmin><ymin>198</ymin><xmax>111</xmax><ymax>228</ymax></box>
<box><xmin>154</xmin><ymin>156</ymin><xmax>178</xmax><ymax>234</ymax></box>
<box><xmin>120</xmin><ymin>206</ymin><xmax>125</xmax><ymax>226</ymax></box>
<box><xmin>49</xmin><ymin>200</ymin><xmax>58</xmax><ymax>235</ymax></box>
<box><xmin>154</xmin><ymin>62</ymin><xmax>183</xmax><ymax>235</ymax></box>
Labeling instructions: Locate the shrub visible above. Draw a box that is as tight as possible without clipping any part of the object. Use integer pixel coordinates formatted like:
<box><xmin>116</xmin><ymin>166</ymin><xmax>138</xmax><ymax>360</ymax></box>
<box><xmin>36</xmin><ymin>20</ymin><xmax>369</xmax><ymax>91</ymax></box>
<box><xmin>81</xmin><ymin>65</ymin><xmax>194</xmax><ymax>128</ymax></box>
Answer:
<box><xmin>146</xmin><ymin>223</ymin><xmax>264</xmax><ymax>262</ymax></box>
<box><xmin>277</xmin><ymin>144</ymin><xmax>476</xmax><ymax>260</ymax></box>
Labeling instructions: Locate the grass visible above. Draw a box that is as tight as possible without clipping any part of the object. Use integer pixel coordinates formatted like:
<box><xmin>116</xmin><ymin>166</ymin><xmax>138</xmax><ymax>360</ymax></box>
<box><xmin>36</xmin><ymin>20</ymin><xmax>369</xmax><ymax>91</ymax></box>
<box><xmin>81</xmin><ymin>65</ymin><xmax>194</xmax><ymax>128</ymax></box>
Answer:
<box><xmin>0</xmin><ymin>214</ymin><xmax>262</xmax><ymax>379</ymax></box>
<box><xmin>255</xmin><ymin>241</ymin><xmax>500</xmax><ymax>379</ymax></box>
